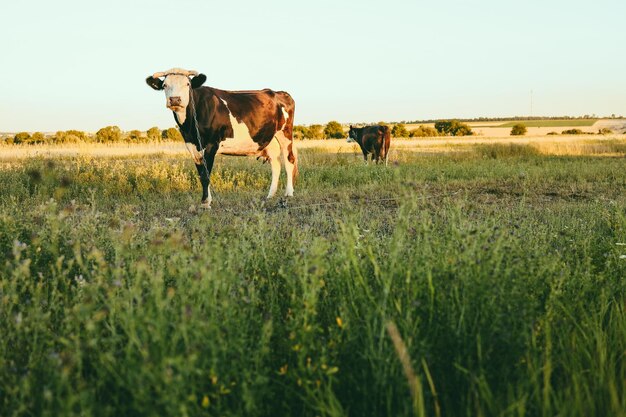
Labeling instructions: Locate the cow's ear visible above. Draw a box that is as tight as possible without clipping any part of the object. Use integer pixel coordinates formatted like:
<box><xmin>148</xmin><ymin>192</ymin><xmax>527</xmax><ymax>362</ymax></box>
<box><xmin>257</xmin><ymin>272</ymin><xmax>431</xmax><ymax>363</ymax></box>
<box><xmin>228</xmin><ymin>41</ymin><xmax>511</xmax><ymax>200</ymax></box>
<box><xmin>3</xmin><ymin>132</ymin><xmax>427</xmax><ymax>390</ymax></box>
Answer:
<box><xmin>191</xmin><ymin>73</ymin><xmax>207</xmax><ymax>89</ymax></box>
<box><xmin>146</xmin><ymin>76</ymin><xmax>163</xmax><ymax>90</ymax></box>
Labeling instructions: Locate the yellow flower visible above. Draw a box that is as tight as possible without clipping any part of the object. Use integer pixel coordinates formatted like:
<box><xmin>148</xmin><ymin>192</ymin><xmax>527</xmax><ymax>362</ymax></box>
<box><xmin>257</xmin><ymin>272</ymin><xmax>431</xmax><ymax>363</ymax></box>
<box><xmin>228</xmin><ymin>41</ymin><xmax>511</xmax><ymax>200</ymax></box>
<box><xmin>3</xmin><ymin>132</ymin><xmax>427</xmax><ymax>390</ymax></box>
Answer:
<box><xmin>336</xmin><ymin>317</ymin><xmax>343</xmax><ymax>328</ymax></box>
<box><xmin>279</xmin><ymin>364</ymin><xmax>288</xmax><ymax>375</ymax></box>
<box><xmin>201</xmin><ymin>395</ymin><xmax>210</xmax><ymax>408</ymax></box>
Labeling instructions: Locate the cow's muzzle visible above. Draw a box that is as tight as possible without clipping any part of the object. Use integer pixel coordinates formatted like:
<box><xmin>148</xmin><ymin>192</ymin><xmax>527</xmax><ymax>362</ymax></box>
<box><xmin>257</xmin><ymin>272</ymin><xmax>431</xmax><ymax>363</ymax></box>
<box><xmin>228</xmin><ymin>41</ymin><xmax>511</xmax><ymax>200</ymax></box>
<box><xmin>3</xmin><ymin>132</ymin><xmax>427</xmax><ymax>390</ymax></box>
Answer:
<box><xmin>169</xmin><ymin>96</ymin><xmax>182</xmax><ymax>107</ymax></box>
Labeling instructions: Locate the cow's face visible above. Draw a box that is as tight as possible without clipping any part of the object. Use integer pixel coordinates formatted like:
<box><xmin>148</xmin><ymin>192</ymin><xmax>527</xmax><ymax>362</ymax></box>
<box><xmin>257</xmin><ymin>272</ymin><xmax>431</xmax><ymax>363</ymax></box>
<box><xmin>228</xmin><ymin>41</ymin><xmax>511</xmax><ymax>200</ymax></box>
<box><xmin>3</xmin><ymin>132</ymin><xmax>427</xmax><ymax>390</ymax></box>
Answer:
<box><xmin>347</xmin><ymin>126</ymin><xmax>358</xmax><ymax>143</ymax></box>
<box><xmin>146</xmin><ymin>69</ymin><xmax>207</xmax><ymax>112</ymax></box>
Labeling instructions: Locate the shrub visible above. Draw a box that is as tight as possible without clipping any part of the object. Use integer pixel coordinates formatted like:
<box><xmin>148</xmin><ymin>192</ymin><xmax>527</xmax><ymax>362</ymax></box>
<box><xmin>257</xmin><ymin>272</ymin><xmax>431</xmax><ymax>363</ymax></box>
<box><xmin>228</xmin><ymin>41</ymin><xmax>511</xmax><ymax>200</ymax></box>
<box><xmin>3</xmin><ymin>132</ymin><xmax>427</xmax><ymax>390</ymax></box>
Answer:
<box><xmin>409</xmin><ymin>125</ymin><xmax>439</xmax><ymax>138</ymax></box>
<box><xmin>598</xmin><ymin>128</ymin><xmax>613</xmax><ymax>135</ymax></box>
<box><xmin>547</xmin><ymin>131</ymin><xmax>559</xmax><ymax>135</ymax></box>
<box><xmin>147</xmin><ymin>127</ymin><xmax>161</xmax><ymax>142</ymax></box>
<box><xmin>95</xmin><ymin>126</ymin><xmax>122</xmax><ymax>143</ymax></box>
<box><xmin>307</xmin><ymin>125</ymin><xmax>325</xmax><ymax>140</ymax></box>
<box><xmin>293</xmin><ymin>125</ymin><xmax>308</xmax><ymax>140</ymax></box>
<box><xmin>435</xmin><ymin>120</ymin><xmax>473</xmax><ymax>136</ymax></box>
<box><xmin>391</xmin><ymin>124</ymin><xmax>409</xmax><ymax>138</ymax></box>
<box><xmin>562</xmin><ymin>129</ymin><xmax>583</xmax><ymax>135</ymax></box>
<box><xmin>324</xmin><ymin>121</ymin><xmax>344</xmax><ymax>139</ymax></box>
<box><xmin>510</xmin><ymin>124</ymin><xmax>527</xmax><ymax>136</ymax></box>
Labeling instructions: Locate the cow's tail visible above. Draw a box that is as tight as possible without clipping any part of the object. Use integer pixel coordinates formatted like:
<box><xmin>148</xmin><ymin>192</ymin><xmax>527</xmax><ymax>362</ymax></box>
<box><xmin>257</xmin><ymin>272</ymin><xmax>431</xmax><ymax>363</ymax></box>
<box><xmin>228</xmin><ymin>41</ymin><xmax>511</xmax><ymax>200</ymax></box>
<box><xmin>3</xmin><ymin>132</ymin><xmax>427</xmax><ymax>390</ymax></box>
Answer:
<box><xmin>289</xmin><ymin>140</ymin><xmax>298</xmax><ymax>184</ymax></box>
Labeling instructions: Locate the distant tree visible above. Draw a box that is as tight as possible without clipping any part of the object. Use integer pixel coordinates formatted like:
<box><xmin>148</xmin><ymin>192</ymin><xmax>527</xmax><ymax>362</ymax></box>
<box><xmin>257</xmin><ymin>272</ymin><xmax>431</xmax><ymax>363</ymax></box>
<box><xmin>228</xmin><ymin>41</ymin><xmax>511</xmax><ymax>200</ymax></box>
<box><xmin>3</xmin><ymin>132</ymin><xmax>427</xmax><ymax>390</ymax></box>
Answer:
<box><xmin>307</xmin><ymin>124</ymin><xmax>325</xmax><ymax>140</ymax></box>
<box><xmin>409</xmin><ymin>125</ymin><xmax>439</xmax><ymax>137</ymax></box>
<box><xmin>510</xmin><ymin>124</ymin><xmax>527</xmax><ymax>136</ymax></box>
<box><xmin>95</xmin><ymin>126</ymin><xmax>122</xmax><ymax>143</ymax></box>
<box><xmin>293</xmin><ymin>125</ymin><xmax>309</xmax><ymax>140</ymax></box>
<box><xmin>391</xmin><ymin>123</ymin><xmax>409</xmax><ymax>138</ymax></box>
<box><xmin>53</xmin><ymin>130</ymin><xmax>87</xmax><ymax>143</ymax></box>
<box><xmin>165</xmin><ymin>127</ymin><xmax>183</xmax><ymax>141</ymax></box>
<box><xmin>13</xmin><ymin>132</ymin><xmax>31</xmax><ymax>144</ymax></box>
<box><xmin>147</xmin><ymin>127</ymin><xmax>161</xmax><ymax>141</ymax></box>
<box><xmin>598</xmin><ymin>128</ymin><xmax>613</xmax><ymax>135</ymax></box>
<box><xmin>547</xmin><ymin>131</ymin><xmax>559</xmax><ymax>135</ymax></box>
<box><xmin>324</xmin><ymin>121</ymin><xmax>344</xmax><ymax>139</ymax></box>
<box><xmin>377</xmin><ymin>121</ymin><xmax>388</xmax><ymax>126</ymax></box>
<box><xmin>435</xmin><ymin>120</ymin><xmax>473</xmax><ymax>136</ymax></box>
<box><xmin>29</xmin><ymin>132</ymin><xmax>46</xmax><ymax>144</ymax></box>
<box><xmin>65</xmin><ymin>130</ymin><xmax>88</xmax><ymax>142</ymax></box>
<box><xmin>128</xmin><ymin>130</ymin><xmax>143</xmax><ymax>141</ymax></box>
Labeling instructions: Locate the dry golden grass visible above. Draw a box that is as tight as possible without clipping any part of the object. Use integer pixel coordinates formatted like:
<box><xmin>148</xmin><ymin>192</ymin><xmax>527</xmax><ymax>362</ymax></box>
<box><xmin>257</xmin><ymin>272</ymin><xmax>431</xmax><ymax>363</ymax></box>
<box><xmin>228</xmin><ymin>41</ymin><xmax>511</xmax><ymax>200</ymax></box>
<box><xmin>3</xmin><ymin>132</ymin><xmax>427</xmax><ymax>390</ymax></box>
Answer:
<box><xmin>1</xmin><ymin>134</ymin><xmax>625</xmax><ymax>162</ymax></box>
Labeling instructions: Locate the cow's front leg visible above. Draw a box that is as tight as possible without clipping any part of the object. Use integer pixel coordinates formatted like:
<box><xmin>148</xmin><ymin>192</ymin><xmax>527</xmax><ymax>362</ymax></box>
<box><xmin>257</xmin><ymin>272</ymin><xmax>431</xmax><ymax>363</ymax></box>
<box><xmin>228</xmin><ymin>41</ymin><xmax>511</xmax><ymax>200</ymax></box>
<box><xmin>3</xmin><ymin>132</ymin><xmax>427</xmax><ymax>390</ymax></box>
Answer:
<box><xmin>195</xmin><ymin>163</ymin><xmax>211</xmax><ymax>209</ymax></box>
<box><xmin>186</xmin><ymin>142</ymin><xmax>204</xmax><ymax>165</ymax></box>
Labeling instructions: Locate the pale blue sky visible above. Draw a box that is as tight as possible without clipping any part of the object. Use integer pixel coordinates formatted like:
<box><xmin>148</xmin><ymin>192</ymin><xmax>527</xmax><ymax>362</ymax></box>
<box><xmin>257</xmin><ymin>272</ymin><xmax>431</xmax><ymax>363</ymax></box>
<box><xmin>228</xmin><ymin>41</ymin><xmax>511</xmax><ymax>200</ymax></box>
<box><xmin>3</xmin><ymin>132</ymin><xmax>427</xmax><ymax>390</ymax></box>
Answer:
<box><xmin>1</xmin><ymin>0</ymin><xmax>625</xmax><ymax>132</ymax></box>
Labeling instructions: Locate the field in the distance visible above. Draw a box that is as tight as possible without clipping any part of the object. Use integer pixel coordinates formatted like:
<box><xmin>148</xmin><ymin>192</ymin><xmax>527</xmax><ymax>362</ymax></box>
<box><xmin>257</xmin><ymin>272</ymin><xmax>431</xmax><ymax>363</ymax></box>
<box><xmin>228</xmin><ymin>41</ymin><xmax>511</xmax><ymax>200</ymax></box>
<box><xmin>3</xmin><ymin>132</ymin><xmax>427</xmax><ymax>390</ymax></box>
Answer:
<box><xmin>496</xmin><ymin>119</ymin><xmax>598</xmax><ymax>128</ymax></box>
<box><xmin>403</xmin><ymin>118</ymin><xmax>626</xmax><ymax>138</ymax></box>
<box><xmin>1</xmin><ymin>138</ymin><xmax>625</xmax><ymax>417</ymax></box>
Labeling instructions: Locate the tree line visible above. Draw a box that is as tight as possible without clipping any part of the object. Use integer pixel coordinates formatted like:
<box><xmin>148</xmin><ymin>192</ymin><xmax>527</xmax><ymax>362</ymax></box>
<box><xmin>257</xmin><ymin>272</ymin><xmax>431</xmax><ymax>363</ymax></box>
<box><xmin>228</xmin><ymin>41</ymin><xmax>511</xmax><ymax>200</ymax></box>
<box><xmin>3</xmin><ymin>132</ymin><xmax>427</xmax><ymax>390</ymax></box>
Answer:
<box><xmin>6</xmin><ymin>118</ymin><xmax>541</xmax><ymax>144</ymax></box>
<box><xmin>2</xmin><ymin>127</ymin><xmax>184</xmax><ymax>145</ymax></box>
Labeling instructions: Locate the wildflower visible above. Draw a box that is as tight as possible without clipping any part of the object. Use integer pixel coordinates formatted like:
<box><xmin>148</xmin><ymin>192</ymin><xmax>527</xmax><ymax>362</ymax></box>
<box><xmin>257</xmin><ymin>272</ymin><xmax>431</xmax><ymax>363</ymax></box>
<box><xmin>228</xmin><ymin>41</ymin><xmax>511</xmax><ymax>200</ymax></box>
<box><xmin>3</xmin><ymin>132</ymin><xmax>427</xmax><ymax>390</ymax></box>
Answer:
<box><xmin>336</xmin><ymin>317</ymin><xmax>343</xmax><ymax>328</ymax></box>
<box><xmin>201</xmin><ymin>395</ymin><xmax>210</xmax><ymax>408</ymax></box>
<box><xmin>279</xmin><ymin>365</ymin><xmax>288</xmax><ymax>375</ymax></box>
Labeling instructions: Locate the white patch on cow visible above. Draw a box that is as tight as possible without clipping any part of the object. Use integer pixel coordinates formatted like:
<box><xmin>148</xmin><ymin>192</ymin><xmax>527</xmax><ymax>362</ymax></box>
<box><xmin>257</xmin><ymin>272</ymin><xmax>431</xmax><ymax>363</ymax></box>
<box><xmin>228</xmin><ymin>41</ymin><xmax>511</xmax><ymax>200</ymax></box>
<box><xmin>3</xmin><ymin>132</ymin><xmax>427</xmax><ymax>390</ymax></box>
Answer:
<box><xmin>185</xmin><ymin>142</ymin><xmax>204</xmax><ymax>164</ymax></box>
<box><xmin>200</xmin><ymin>189</ymin><xmax>211</xmax><ymax>209</ymax></box>
<box><xmin>217</xmin><ymin>99</ymin><xmax>260</xmax><ymax>156</ymax></box>
<box><xmin>162</xmin><ymin>74</ymin><xmax>192</xmax><ymax>113</ymax></box>
<box><xmin>280</xmin><ymin>106</ymin><xmax>289</xmax><ymax>131</ymax></box>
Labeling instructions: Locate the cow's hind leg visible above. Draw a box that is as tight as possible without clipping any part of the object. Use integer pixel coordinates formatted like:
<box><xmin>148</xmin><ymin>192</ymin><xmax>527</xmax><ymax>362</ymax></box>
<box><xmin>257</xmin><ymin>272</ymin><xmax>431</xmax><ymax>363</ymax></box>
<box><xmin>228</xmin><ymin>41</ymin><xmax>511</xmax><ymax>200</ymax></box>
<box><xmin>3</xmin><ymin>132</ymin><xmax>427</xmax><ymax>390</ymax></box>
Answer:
<box><xmin>275</xmin><ymin>131</ymin><xmax>297</xmax><ymax>197</ymax></box>
<box><xmin>265</xmin><ymin>137</ymin><xmax>282</xmax><ymax>198</ymax></box>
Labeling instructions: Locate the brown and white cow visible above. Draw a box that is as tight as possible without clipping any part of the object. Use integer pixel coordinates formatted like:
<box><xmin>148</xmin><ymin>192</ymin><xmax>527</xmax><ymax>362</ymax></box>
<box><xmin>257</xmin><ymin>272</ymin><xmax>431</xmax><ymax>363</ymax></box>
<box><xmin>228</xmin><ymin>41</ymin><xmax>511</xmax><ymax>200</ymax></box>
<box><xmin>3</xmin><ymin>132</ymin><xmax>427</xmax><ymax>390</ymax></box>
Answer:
<box><xmin>146</xmin><ymin>68</ymin><xmax>297</xmax><ymax>208</ymax></box>
<box><xmin>347</xmin><ymin>125</ymin><xmax>391</xmax><ymax>165</ymax></box>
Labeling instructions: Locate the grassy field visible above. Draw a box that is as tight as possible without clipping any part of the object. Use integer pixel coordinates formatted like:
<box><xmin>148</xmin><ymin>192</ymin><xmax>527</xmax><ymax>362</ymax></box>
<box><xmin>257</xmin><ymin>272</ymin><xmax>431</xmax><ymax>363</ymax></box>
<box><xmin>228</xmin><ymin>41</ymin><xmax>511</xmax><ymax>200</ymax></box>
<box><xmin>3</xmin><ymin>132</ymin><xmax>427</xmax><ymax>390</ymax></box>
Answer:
<box><xmin>497</xmin><ymin>119</ymin><xmax>598</xmax><ymax>128</ymax></box>
<box><xmin>1</xmin><ymin>141</ymin><xmax>625</xmax><ymax>416</ymax></box>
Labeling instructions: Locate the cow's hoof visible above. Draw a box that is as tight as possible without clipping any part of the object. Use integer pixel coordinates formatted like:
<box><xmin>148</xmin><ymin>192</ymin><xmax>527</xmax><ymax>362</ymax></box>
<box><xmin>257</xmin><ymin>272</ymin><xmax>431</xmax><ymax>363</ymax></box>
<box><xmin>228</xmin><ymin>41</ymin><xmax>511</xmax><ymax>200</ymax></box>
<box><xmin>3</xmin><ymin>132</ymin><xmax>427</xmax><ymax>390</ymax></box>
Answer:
<box><xmin>200</xmin><ymin>201</ymin><xmax>211</xmax><ymax>209</ymax></box>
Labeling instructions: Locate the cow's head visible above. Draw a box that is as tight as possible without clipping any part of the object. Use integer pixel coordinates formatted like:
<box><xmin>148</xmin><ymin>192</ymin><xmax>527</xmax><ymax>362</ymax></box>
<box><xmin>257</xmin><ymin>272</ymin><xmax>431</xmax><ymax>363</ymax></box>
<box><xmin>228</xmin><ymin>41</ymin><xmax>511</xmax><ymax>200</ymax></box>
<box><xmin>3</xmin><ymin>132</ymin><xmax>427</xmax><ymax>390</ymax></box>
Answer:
<box><xmin>146</xmin><ymin>68</ymin><xmax>207</xmax><ymax>112</ymax></box>
<box><xmin>347</xmin><ymin>125</ymin><xmax>358</xmax><ymax>143</ymax></box>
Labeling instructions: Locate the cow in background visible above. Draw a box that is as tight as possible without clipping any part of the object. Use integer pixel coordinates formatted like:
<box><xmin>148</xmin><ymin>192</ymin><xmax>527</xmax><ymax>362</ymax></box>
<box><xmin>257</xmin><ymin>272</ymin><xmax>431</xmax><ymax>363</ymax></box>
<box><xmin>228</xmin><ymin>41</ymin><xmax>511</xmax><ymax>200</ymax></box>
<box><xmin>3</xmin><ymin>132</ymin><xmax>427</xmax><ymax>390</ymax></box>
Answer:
<box><xmin>347</xmin><ymin>125</ymin><xmax>391</xmax><ymax>165</ymax></box>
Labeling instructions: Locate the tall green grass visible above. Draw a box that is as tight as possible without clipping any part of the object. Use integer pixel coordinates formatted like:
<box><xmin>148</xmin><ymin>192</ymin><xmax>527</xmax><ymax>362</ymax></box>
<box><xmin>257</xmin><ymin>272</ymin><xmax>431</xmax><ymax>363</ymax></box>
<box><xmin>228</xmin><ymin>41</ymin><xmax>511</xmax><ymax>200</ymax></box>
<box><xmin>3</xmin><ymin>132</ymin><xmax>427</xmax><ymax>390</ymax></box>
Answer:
<box><xmin>1</xmin><ymin>151</ymin><xmax>625</xmax><ymax>416</ymax></box>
